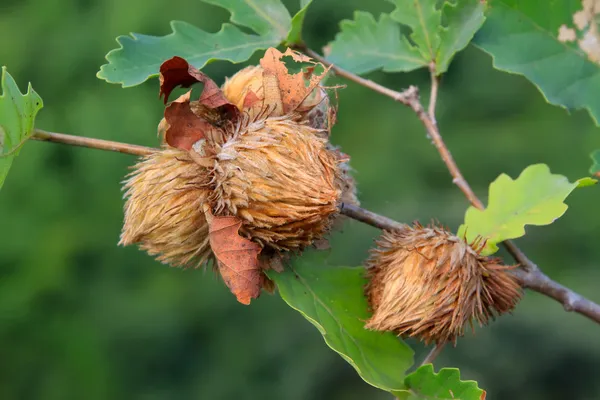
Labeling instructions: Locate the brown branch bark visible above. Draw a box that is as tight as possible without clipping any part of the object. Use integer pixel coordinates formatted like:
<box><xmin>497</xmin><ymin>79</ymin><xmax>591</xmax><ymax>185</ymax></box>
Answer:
<box><xmin>32</xmin><ymin>129</ymin><xmax>156</xmax><ymax>156</ymax></box>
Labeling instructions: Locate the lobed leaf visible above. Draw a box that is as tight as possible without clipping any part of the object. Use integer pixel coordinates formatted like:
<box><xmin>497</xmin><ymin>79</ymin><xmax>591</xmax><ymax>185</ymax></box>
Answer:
<box><xmin>473</xmin><ymin>0</ymin><xmax>600</xmax><ymax>125</ymax></box>
<box><xmin>394</xmin><ymin>364</ymin><xmax>486</xmax><ymax>400</ymax></box>
<box><xmin>389</xmin><ymin>0</ymin><xmax>443</xmax><ymax>62</ymax></box>
<box><xmin>286</xmin><ymin>0</ymin><xmax>313</xmax><ymax>45</ymax></box>
<box><xmin>326</xmin><ymin>0</ymin><xmax>485</xmax><ymax>75</ymax></box>
<box><xmin>97</xmin><ymin>0</ymin><xmax>293</xmax><ymax>87</ymax></box>
<box><xmin>268</xmin><ymin>254</ymin><xmax>414</xmax><ymax>392</ymax></box>
<box><xmin>457</xmin><ymin>164</ymin><xmax>589</xmax><ymax>255</ymax></box>
<box><xmin>203</xmin><ymin>0</ymin><xmax>290</xmax><ymax>39</ymax></box>
<box><xmin>592</xmin><ymin>150</ymin><xmax>600</xmax><ymax>177</ymax></box>
<box><xmin>326</xmin><ymin>11</ymin><xmax>424</xmax><ymax>74</ymax></box>
<box><xmin>435</xmin><ymin>0</ymin><xmax>488</xmax><ymax>74</ymax></box>
<box><xmin>259</xmin><ymin>47</ymin><xmax>329</xmax><ymax>114</ymax></box>
<box><xmin>0</xmin><ymin>68</ymin><xmax>43</xmax><ymax>191</ymax></box>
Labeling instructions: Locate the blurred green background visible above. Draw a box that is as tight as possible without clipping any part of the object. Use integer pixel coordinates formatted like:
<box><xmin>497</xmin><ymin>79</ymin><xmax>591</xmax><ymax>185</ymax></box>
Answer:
<box><xmin>1</xmin><ymin>0</ymin><xmax>600</xmax><ymax>399</ymax></box>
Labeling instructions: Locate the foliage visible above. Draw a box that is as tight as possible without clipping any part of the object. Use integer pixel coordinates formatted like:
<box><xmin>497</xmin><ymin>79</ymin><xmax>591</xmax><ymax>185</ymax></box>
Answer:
<box><xmin>97</xmin><ymin>0</ymin><xmax>314</xmax><ymax>87</ymax></box>
<box><xmin>592</xmin><ymin>150</ymin><xmax>600</xmax><ymax>176</ymax></box>
<box><xmin>394</xmin><ymin>365</ymin><xmax>485</xmax><ymax>400</ymax></box>
<box><xmin>0</xmin><ymin>68</ymin><xmax>43</xmax><ymax>191</ymax></box>
<box><xmin>327</xmin><ymin>0</ymin><xmax>486</xmax><ymax>74</ymax></box>
<box><xmin>2</xmin><ymin>0</ymin><xmax>600</xmax><ymax>398</ymax></box>
<box><xmin>457</xmin><ymin>164</ymin><xmax>593</xmax><ymax>255</ymax></box>
<box><xmin>268</xmin><ymin>254</ymin><xmax>413</xmax><ymax>393</ymax></box>
<box><xmin>474</xmin><ymin>0</ymin><xmax>600</xmax><ymax>125</ymax></box>
<box><xmin>286</xmin><ymin>0</ymin><xmax>313</xmax><ymax>45</ymax></box>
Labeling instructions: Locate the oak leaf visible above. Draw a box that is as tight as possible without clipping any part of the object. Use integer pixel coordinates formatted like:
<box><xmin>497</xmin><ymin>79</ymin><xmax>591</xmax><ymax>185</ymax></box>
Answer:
<box><xmin>159</xmin><ymin>56</ymin><xmax>238</xmax><ymax>152</ymax></box>
<box><xmin>163</xmin><ymin>91</ymin><xmax>215</xmax><ymax>150</ymax></box>
<box><xmin>207</xmin><ymin>211</ymin><xmax>263</xmax><ymax>305</ymax></box>
<box><xmin>259</xmin><ymin>48</ymin><xmax>330</xmax><ymax>115</ymax></box>
<box><xmin>159</xmin><ymin>56</ymin><xmax>232</xmax><ymax>111</ymax></box>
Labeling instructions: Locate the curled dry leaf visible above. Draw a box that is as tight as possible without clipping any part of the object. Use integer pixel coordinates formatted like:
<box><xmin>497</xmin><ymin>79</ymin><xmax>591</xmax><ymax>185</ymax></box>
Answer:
<box><xmin>159</xmin><ymin>56</ymin><xmax>239</xmax><ymax>151</ymax></box>
<box><xmin>259</xmin><ymin>48</ymin><xmax>330</xmax><ymax>115</ymax></box>
<box><xmin>206</xmin><ymin>209</ymin><xmax>263</xmax><ymax>305</ymax></box>
<box><xmin>163</xmin><ymin>92</ymin><xmax>214</xmax><ymax>151</ymax></box>
<box><xmin>160</xmin><ymin>56</ymin><xmax>234</xmax><ymax>111</ymax></box>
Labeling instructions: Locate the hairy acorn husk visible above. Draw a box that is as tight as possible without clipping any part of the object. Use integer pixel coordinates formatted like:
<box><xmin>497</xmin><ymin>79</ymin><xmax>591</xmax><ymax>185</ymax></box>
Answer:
<box><xmin>210</xmin><ymin>116</ymin><xmax>340</xmax><ymax>251</ymax></box>
<box><xmin>218</xmin><ymin>65</ymin><xmax>355</xmax><ymax>243</ymax></box>
<box><xmin>121</xmin><ymin>59</ymin><xmax>354</xmax><ymax>268</ymax></box>
<box><xmin>120</xmin><ymin>148</ymin><xmax>212</xmax><ymax>268</ymax></box>
<box><xmin>365</xmin><ymin>224</ymin><xmax>522</xmax><ymax>345</ymax></box>
<box><xmin>222</xmin><ymin>64</ymin><xmax>357</xmax><ymax>211</ymax></box>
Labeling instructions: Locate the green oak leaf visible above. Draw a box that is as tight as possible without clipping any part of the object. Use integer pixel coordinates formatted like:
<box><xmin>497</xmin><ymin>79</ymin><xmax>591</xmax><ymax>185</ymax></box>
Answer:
<box><xmin>326</xmin><ymin>11</ymin><xmax>424</xmax><ymax>74</ymax></box>
<box><xmin>457</xmin><ymin>164</ymin><xmax>586</xmax><ymax>255</ymax></box>
<box><xmin>268</xmin><ymin>253</ymin><xmax>414</xmax><ymax>392</ymax></box>
<box><xmin>286</xmin><ymin>0</ymin><xmax>313</xmax><ymax>45</ymax></box>
<box><xmin>435</xmin><ymin>0</ymin><xmax>489</xmax><ymax>74</ymax></box>
<box><xmin>389</xmin><ymin>0</ymin><xmax>442</xmax><ymax>62</ymax></box>
<box><xmin>394</xmin><ymin>365</ymin><xmax>485</xmax><ymax>400</ymax></box>
<box><xmin>97</xmin><ymin>0</ymin><xmax>292</xmax><ymax>87</ymax></box>
<box><xmin>577</xmin><ymin>176</ymin><xmax>598</xmax><ymax>187</ymax></box>
<box><xmin>591</xmin><ymin>150</ymin><xmax>600</xmax><ymax>177</ymax></box>
<box><xmin>0</xmin><ymin>68</ymin><xmax>43</xmax><ymax>191</ymax></box>
<box><xmin>326</xmin><ymin>0</ymin><xmax>485</xmax><ymax>75</ymax></box>
<box><xmin>473</xmin><ymin>0</ymin><xmax>600</xmax><ymax>125</ymax></box>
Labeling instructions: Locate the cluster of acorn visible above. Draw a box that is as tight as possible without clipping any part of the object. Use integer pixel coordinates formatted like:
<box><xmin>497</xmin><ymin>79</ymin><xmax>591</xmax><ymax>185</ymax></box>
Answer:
<box><xmin>119</xmin><ymin>48</ymin><xmax>521</xmax><ymax>344</ymax></box>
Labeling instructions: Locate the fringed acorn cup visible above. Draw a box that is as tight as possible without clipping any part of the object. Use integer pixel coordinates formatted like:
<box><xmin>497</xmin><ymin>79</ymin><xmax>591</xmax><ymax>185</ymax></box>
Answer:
<box><xmin>119</xmin><ymin>48</ymin><xmax>357</xmax><ymax>304</ymax></box>
<box><xmin>365</xmin><ymin>223</ymin><xmax>522</xmax><ymax>344</ymax></box>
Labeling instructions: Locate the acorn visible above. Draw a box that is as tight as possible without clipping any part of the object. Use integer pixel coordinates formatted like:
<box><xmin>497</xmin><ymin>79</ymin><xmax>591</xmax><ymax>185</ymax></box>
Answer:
<box><xmin>209</xmin><ymin>116</ymin><xmax>340</xmax><ymax>250</ymax></box>
<box><xmin>365</xmin><ymin>223</ymin><xmax>522</xmax><ymax>344</ymax></box>
<box><xmin>120</xmin><ymin>48</ymin><xmax>355</xmax><ymax>276</ymax></box>
<box><xmin>119</xmin><ymin>148</ymin><xmax>212</xmax><ymax>268</ymax></box>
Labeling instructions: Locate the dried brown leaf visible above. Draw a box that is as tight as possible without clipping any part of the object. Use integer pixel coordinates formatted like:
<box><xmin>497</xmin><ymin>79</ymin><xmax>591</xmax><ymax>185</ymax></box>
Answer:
<box><xmin>259</xmin><ymin>48</ymin><xmax>330</xmax><ymax>115</ymax></box>
<box><xmin>159</xmin><ymin>56</ymin><xmax>239</xmax><ymax>125</ymax></box>
<box><xmin>160</xmin><ymin>57</ymin><xmax>229</xmax><ymax>107</ymax></box>
<box><xmin>163</xmin><ymin>91</ymin><xmax>215</xmax><ymax>151</ymax></box>
<box><xmin>159</xmin><ymin>57</ymin><xmax>238</xmax><ymax>153</ymax></box>
<box><xmin>207</xmin><ymin>211</ymin><xmax>263</xmax><ymax>305</ymax></box>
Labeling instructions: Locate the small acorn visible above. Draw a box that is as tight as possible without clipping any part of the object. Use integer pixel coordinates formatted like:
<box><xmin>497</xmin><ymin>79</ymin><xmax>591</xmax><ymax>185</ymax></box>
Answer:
<box><xmin>120</xmin><ymin>48</ymin><xmax>356</xmax><ymax>302</ymax></box>
<box><xmin>365</xmin><ymin>223</ymin><xmax>522</xmax><ymax>344</ymax></box>
<box><xmin>209</xmin><ymin>116</ymin><xmax>340</xmax><ymax>250</ymax></box>
<box><xmin>120</xmin><ymin>148</ymin><xmax>212</xmax><ymax>268</ymax></box>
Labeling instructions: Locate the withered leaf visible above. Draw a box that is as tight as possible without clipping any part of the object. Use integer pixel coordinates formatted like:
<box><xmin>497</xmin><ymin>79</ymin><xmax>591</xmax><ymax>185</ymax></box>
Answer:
<box><xmin>163</xmin><ymin>91</ymin><xmax>214</xmax><ymax>151</ymax></box>
<box><xmin>242</xmin><ymin>90</ymin><xmax>261</xmax><ymax>110</ymax></box>
<box><xmin>159</xmin><ymin>56</ymin><xmax>239</xmax><ymax>121</ymax></box>
<box><xmin>207</xmin><ymin>211</ymin><xmax>263</xmax><ymax>305</ymax></box>
<box><xmin>259</xmin><ymin>48</ymin><xmax>330</xmax><ymax>115</ymax></box>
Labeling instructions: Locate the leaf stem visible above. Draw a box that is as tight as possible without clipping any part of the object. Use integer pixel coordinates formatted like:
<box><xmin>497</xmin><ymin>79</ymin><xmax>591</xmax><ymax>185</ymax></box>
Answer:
<box><xmin>420</xmin><ymin>342</ymin><xmax>447</xmax><ymax>366</ymax></box>
<box><xmin>428</xmin><ymin>65</ymin><xmax>439</xmax><ymax>124</ymax></box>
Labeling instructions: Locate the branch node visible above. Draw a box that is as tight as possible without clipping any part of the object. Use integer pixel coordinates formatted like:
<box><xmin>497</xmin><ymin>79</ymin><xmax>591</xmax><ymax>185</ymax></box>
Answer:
<box><xmin>564</xmin><ymin>301</ymin><xmax>575</xmax><ymax>312</ymax></box>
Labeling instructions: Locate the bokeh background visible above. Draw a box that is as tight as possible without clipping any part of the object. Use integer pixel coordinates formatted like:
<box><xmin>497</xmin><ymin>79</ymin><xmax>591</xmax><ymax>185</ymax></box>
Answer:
<box><xmin>1</xmin><ymin>0</ymin><xmax>600</xmax><ymax>399</ymax></box>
